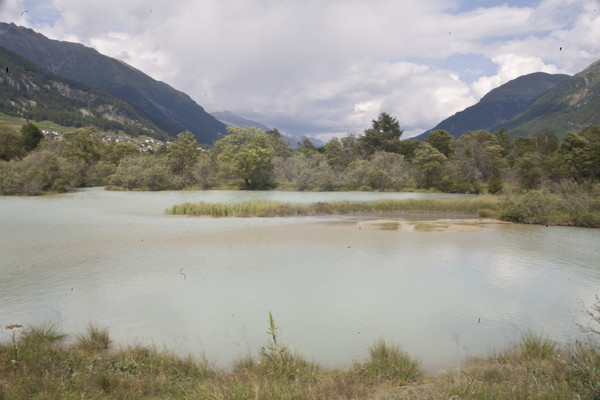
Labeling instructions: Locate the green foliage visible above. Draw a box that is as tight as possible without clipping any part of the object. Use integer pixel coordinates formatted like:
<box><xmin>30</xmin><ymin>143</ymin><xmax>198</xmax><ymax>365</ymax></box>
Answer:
<box><xmin>354</xmin><ymin>339</ymin><xmax>421</xmax><ymax>385</ymax></box>
<box><xmin>0</xmin><ymin>149</ymin><xmax>83</xmax><ymax>195</ymax></box>
<box><xmin>516</xmin><ymin>152</ymin><xmax>542</xmax><ymax>190</ymax></box>
<box><xmin>166</xmin><ymin>131</ymin><xmax>199</xmax><ymax>185</ymax></box>
<box><xmin>426</xmin><ymin>129</ymin><xmax>455</xmax><ymax>157</ymax></box>
<box><xmin>266</xmin><ymin>128</ymin><xmax>293</xmax><ymax>158</ymax></box>
<box><xmin>0</xmin><ymin>124</ymin><xmax>25</xmax><ymax>161</ymax></box>
<box><xmin>413</xmin><ymin>142</ymin><xmax>447</xmax><ymax>188</ymax></box>
<box><xmin>296</xmin><ymin>136</ymin><xmax>319</xmax><ymax>156</ymax></box>
<box><xmin>62</xmin><ymin>126</ymin><xmax>104</xmax><ymax>164</ymax></box>
<box><xmin>501</xmin><ymin>189</ymin><xmax>558</xmax><ymax>224</ymax></box>
<box><xmin>20</xmin><ymin>122</ymin><xmax>43</xmax><ymax>152</ymax></box>
<box><xmin>359</xmin><ymin>112</ymin><xmax>403</xmax><ymax>155</ymax></box>
<box><xmin>77</xmin><ymin>323</ymin><xmax>112</xmax><ymax>352</ymax></box>
<box><xmin>213</xmin><ymin>126</ymin><xmax>275</xmax><ymax>189</ymax></box>
<box><xmin>397</xmin><ymin>138</ymin><xmax>420</xmax><ymax>161</ymax></box>
<box><xmin>109</xmin><ymin>154</ymin><xmax>171</xmax><ymax>191</ymax></box>
<box><xmin>487</xmin><ymin>170</ymin><xmax>504</xmax><ymax>194</ymax></box>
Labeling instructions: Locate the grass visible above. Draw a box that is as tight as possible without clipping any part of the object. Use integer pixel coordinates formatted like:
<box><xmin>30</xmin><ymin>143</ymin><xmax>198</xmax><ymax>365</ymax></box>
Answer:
<box><xmin>0</xmin><ymin>112</ymin><xmax>73</xmax><ymax>132</ymax></box>
<box><xmin>77</xmin><ymin>322</ymin><xmax>112</xmax><ymax>352</ymax></box>
<box><xmin>2</xmin><ymin>316</ymin><xmax>600</xmax><ymax>399</ymax></box>
<box><xmin>166</xmin><ymin>196</ymin><xmax>501</xmax><ymax>218</ymax></box>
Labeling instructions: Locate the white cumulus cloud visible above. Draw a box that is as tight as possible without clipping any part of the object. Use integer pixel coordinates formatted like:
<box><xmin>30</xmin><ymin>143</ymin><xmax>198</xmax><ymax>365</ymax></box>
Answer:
<box><xmin>1</xmin><ymin>0</ymin><xmax>599</xmax><ymax>139</ymax></box>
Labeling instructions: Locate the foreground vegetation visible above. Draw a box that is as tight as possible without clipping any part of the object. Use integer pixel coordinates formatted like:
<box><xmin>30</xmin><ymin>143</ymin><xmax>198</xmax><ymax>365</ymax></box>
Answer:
<box><xmin>2</xmin><ymin>306</ymin><xmax>600</xmax><ymax>399</ymax></box>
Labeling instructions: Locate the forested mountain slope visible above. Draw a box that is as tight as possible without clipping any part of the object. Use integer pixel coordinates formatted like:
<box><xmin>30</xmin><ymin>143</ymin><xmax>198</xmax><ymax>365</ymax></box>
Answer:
<box><xmin>0</xmin><ymin>22</ymin><xmax>226</xmax><ymax>144</ymax></box>
<box><xmin>0</xmin><ymin>45</ymin><xmax>168</xmax><ymax>138</ymax></box>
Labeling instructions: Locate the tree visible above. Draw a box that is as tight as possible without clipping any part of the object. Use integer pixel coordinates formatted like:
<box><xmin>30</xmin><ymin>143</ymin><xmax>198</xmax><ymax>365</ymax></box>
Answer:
<box><xmin>487</xmin><ymin>171</ymin><xmax>504</xmax><ymax>194</ymax></box>
<box><xmin>266</xmin><ymin>129</ymin><xmax>292</xmax><ymax>158</ymax></box>
<box><xmin>213</xmin><ymin>126</ymin><xmax>275</xmax><ymax>189</ymax></box>
<box><xmin>167</xmin><ymin>131</ymin><xmax>199</xmax><ymax>185</ymax></box>
<box><xmin>494</xmin><ymin>128</ymin><xmax>512</xmax><ymax>157</ymax></box>
<box><xmin>454</xmin><ymin>130</ymin><xmax>501</xmax><ymax>181</ymax></box>
<box><xmin>296</xmin><ymin>136</ymin><xmax>318</xmax><ymax>156</ymax></box>
<box><xmin>359</xmin><ymin>112</ymin><xmax>403</xmax><ymax>156</ymax></box>
<box><xmin>516</xmin><ymin>152</ymin><xmax>542</xmax><ymax>190</ymax></box>
<box><xmin>578</xmin><ymin>125</ymin><xmax>600</xmax><ymax>180</ymax></box>
<box><xmin>413</xmin><ymin>142</ymin><xmax>447</xmax><ymax>188</ymax></box>
<box><xmin>323</xmin><ymin>137</ymin><xmax>345</xmax><ymax>172</ymax></box>
<box><xmin>0</xmin><ymin>125</ymin><xmax>26</xmax><ymax>161</ymax></box>
<box><xmin>62</xmin><ymin>126</ymin><xmax>104</xmax><ymax>164</ymax></box>
<box><xmin>425</xmin><ymin>129</ymin><xmax>455</xmax><ymax>158</ymax></box>
<box><xmin>20</xmin><ymin>122</ymin><xmax>44</xmax><ymax>152</ymax></box>
<box><xmin>107</xmin><ymin>141</ymin><xmax>139</xmax><ymax>165</ymax></box>
<box><xmin>397</xmin><ymin>139</ymin><xmax>420</xmax><ymax>162</ymax></box>
<box><xmin>556</xmin><ymin>131</ymin><xmax>589</xmax><ymax>181</ymax></box>
<box><xmin>534</xmin><ymin>129</ymin><xmax>559</xmax><ymax>155</ymax></box>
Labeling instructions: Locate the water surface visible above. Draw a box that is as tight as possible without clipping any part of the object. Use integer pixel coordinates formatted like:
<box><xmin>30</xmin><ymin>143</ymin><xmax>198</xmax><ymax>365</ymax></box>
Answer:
<box><xmin>1</xmin><ymin>188</ymin><xmax>599</xmax><ymax>372</ymax></box>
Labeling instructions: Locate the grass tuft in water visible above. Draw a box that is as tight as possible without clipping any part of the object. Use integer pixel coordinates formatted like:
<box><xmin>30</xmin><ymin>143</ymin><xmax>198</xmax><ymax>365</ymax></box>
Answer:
<box><xmin>354</xmin><ymin>338</ymin><xmax>421</xmax><ymax>385</ymax></box>
<box><xmin>77</xmin><ymin>323</ymin><xmax>112</xmax><ymax>352</ymax></box>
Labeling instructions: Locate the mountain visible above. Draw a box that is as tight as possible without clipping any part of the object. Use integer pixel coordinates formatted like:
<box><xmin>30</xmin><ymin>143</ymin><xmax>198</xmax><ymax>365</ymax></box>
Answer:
<box><xmin>211</xmin><ymin>111</ymin><xmax>271</xmax><ymax>131</ymax></box>
<box><xmin>211</xmin><ymin>110</ymin><xmax>317</xmax><ymax>147</ymax></box>
<box><xmin>0</xmin><ymin>23</ymin><xmax>226</xmax><ymax>144</ymax></box>
<box><xmin>493</xmin><ymin>59</ymin><xmax>600</xmax><ymax>137</ymax></box>
<box><xmin>418</xmin><ymin>72</ymin><xmax>570</xmax><ymax>140</ymax></box>
<box><xmin>0</xmin><ymin>45</ymin><xmax>168</xmax><ymax>138</ymax></box>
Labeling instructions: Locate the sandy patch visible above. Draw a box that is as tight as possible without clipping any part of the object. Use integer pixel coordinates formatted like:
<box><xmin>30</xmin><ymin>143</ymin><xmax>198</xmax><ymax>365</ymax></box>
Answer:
<box><xmin>355</xmin><ymin>218</ymin><xmax>507</xmax><ymax>232</ymax></box>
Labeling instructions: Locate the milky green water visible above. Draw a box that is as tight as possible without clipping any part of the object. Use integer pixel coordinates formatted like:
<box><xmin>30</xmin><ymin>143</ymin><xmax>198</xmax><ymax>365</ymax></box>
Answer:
<box><xmin>1</xmin><ymin>188</ymin><xmax>599</xmax><ymax>372</ymax></box>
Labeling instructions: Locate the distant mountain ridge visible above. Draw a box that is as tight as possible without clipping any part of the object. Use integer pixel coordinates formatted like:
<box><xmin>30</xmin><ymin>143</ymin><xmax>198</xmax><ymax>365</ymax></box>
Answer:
<box><xmin>419</xmin><ymin>72</ymin><xmax>570</xmax><ymax>140</ymax></box>
<box><xmin>0</xmin><ymin>22</ymin><xmax>226</xmax><ymax>144</ymax></box>
<box><xmin>494</xmin><ymin>59</ymin><xmax>600</xmax><ymax>137</ymax></box>
<box><xmin>211</xmin><ymin>111</ymin><xmax>271</xmax><ymax>131</ymax></box>
<box><xmin>0</xmin><ymin>45</ymin><xmax>168</xmax><ymax>138</ymax></box>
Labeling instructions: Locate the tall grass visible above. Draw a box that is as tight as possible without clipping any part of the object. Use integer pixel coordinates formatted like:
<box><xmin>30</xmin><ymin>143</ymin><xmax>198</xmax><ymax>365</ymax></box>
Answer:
<box><xmin>77</xmin><ymin>323</ymin><xmax>112</xmax><ymax>352</ymax></box>
<box><xmin>355</xmin><ymin>338</ymin><xmax>421</xmax><ymax>385</ymax></box>
<box><xmin>2</xmin><ymin>321</ymin><xmax>600</xmax><ymax>399</ymax></box>
<box><xmin>167</xmin><ymin>196</ymin><xmax>501</xmax><ymax>217</ymax></box>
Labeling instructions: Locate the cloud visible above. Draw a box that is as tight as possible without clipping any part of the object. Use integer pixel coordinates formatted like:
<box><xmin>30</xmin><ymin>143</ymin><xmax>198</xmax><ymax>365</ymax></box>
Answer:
<box><xmin>470</xmin><ymin>54</ymin><xmax>565</xmax><ymax>99</ymax></box>
<box><xmin>2</xmin><ymin>0</ymin><xmax>600</xmax><ymax>139</ymax></box>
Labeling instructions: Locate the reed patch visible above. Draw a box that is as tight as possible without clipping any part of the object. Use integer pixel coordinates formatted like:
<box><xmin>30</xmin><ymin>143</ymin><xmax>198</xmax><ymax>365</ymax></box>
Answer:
<box><xmin>166</xmin><ymin>196</ymin><xmax>501</xmax><ymax>218</ymax></box>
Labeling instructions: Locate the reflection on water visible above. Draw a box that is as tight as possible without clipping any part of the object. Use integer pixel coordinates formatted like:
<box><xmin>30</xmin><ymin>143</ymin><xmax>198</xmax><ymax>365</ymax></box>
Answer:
<box><xmin>1</xmin><ymin>188</ymin><xmax>599</xmax><ymax>372</ymax></box>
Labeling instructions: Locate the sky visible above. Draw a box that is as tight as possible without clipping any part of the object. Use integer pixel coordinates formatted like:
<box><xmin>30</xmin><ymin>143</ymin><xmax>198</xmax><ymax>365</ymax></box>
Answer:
<box><xmin>1</xmin><ymin>0</ymin><xmax>600</xmax><ymax>140</ymax></box>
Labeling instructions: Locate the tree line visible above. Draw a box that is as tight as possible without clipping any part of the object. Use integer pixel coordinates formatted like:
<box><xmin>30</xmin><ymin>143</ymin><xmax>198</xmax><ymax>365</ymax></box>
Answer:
<box><xmin>1</xmin><ymin>113</ymin><xmax>599</xmax><ymax>200</ymax></box>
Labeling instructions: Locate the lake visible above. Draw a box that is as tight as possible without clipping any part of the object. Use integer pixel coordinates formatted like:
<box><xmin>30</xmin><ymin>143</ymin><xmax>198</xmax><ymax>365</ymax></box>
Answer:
<box><xmin>1</xmin><ymin>188</ymin><xmax>599</xmax><ymax>372</ymax></box>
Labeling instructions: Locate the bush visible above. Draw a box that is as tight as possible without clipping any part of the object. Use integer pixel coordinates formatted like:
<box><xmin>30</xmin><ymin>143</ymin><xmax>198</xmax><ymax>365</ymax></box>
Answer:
<box><xmin>500</xmin><ymin>189</ymin><xmax>558</xmax><ymax>224</ymax></box>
